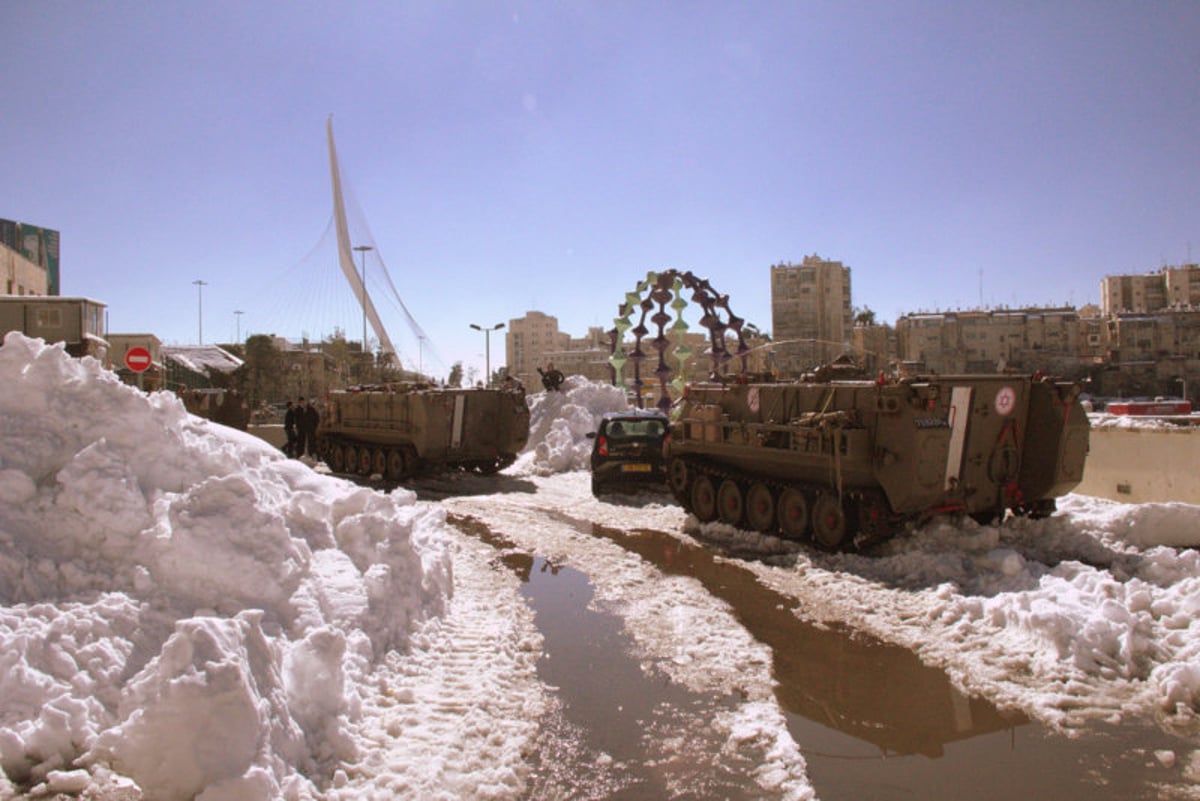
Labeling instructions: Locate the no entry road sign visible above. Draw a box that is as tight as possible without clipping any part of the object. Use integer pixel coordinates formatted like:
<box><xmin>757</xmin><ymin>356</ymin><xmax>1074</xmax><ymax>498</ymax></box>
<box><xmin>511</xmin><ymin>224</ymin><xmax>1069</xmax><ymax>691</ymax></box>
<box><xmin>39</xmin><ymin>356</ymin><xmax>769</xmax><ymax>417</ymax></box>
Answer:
<box><xmin>125</xmin><ymin>346</ymin><xmax>152</xmax><ymax>373</ymax></box>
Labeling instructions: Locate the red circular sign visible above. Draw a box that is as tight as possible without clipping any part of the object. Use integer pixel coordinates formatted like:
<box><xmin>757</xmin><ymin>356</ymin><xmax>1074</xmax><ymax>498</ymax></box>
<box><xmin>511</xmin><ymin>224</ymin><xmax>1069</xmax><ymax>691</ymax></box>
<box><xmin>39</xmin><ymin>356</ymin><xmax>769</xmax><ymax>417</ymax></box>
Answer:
<box><xmin>995</xmin><ymin>386</ymin><xmax>1016</xmax><ymax>416</ymax></box>
<box><xmin>125</xmin><ymin>346</ymin><xmax>152</xmax><ymax>373</ymax></box>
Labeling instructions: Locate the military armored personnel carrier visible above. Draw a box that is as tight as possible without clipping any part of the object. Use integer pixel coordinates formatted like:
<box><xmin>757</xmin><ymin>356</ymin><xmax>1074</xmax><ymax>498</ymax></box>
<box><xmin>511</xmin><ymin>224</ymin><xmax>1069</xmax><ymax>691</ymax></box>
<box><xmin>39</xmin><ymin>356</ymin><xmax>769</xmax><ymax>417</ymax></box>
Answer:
<box><xmin>667</xmin><ymin>372</ymin><xmax>1090</xmax><ymax>551</ymax></box>
<box><xmin>315</xmin><ymin>384</ymin><xmax>530</xmax><ymax>479</ymax></box>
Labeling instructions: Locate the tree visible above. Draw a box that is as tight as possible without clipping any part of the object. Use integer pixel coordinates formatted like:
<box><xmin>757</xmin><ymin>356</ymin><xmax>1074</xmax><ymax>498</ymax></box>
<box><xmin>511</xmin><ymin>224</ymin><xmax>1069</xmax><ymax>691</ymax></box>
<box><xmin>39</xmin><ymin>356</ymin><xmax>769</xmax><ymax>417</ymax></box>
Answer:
<box><xmin>321</xmin><ymin>329</ymin><xmax>354</xmax><ymax>388</ymax></box>
<box><xmin>447</xmin><ymin>361</ymin><xmax>464</xmax><ymax>388</ymax></box>
<box><xmin>854</xmin><ymin>307</ymin><xmax>877</xmax><ymax>326</ymax></box>
<box><xmin>239</xmin><ymin>335</ymin><xmax>286</xmax><ymax>407</ymax></box>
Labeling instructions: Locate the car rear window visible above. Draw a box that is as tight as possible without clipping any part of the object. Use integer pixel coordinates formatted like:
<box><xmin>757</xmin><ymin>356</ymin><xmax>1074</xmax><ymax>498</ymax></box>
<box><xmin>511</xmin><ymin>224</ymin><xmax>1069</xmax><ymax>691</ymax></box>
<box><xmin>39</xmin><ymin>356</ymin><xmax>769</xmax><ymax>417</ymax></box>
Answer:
<box><xmin>606</xmin><ymin>419</ymin><xmax>665</xmax><ymax>439</ymax></box>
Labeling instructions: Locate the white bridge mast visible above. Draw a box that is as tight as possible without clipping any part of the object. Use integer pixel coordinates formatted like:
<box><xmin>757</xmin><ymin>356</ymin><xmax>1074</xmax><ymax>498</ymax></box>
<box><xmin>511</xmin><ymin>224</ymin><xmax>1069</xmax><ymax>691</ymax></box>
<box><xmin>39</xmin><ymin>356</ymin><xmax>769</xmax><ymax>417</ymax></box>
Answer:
<box><xmin>326</xmin><ymin>115</ymin><xmax>398</xmax><ymax>360</ymax></box>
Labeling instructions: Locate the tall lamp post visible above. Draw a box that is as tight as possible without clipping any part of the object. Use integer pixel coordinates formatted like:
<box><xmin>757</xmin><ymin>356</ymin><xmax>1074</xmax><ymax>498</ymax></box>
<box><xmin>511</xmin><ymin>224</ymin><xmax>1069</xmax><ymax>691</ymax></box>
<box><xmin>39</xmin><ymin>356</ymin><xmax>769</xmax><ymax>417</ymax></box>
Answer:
<box><xmin>470</xmin><ymin>322</ymin><xmax>505</xmax><ymax>386</ymax></box>
<box><xmin>192</xmin><ymin>279</ymin><xmax>207</xmax><ymax>344</ymax></box>
<box><xmin>234</xmin><ymin>310</ymin><xmax>244</xmax><ymax>343</ymax></box>
<box><xmin>353</xmin><ymin>245</ymin><xmax>373</xmax><ymax>355</ymax></box>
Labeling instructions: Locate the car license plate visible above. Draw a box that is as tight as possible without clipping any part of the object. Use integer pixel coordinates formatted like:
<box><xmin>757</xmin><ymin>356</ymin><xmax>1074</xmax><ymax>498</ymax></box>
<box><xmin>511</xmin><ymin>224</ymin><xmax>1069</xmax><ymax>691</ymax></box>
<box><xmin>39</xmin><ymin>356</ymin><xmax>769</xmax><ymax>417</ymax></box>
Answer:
<box><xmin>621</xmin><ymin>463</ymin><xmax>652</xmax><ymax>473</ymax></box>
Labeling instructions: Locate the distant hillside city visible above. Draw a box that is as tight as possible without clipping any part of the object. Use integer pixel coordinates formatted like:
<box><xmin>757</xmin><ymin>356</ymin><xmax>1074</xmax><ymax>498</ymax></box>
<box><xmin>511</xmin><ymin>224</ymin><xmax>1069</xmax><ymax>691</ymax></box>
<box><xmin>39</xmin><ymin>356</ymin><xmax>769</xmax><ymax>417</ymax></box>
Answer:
<box><xmin>3</xmin><ymin>217</ymin><xmax>1197</xmax><ymax>406</ymax></box>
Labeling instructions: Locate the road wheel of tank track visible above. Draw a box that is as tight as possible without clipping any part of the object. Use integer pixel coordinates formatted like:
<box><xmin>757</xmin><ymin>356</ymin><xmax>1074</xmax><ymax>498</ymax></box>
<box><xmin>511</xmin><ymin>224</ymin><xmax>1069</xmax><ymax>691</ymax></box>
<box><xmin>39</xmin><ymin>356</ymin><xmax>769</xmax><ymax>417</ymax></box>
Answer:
<box><xmin>668</xmin><ymin>457</ymin><xmax>690</xmax><ymax>498</ymax></box>
<box><xmin>385</xmin><ymin>449</ymin><xmax>407</xmax><ymax>481</ymax></box>
<box><xmin>854</xmin><ymin>491</ymin><xmax>894</xmax><ymax>543</ymax></box>
<box><xmin>745</xmin><ymin>482</ymin><xmax>776</xmax><ymax>532</ymax></box>
<box><xmin>691</xmin><ymin>475</ymin><xmax>718</xmax><ymax>522</ymax></box>
<box><xmin>1016</xmin><ymin>499</ymin><xmax>1057</xmax><ymax>520</ymax></box>
<box><xmin>371</xmin><ymin>448</ymin><xmax>387</xmax><ymax>477</ymax></box>
<box><xmin>812</xmin><ymin>493</ymin><xmax>853</xmax><ymax>551</ymax></box>
<box><xmin>356</xmin><ymin>447</ymin><xmax>373</xmax><ymax>476</ymax></box>
<box><xmin>341</xmin><ymin>445</ymin><xmax>357</xmax><ymax>475</ymax></box>
<box><xmin>330</xmin><ymin>443</ymin><xmax>347</xmax><ymax>474</ymax></box>
<box><xmin>717</xmin><ymin>479</ymin><xmax>744</xmax><ymax>526</ymax></box>
<box><xmin>778</xmin><ymin>488</ymin><xmax>809</xmax><ymax>540</ymax></box>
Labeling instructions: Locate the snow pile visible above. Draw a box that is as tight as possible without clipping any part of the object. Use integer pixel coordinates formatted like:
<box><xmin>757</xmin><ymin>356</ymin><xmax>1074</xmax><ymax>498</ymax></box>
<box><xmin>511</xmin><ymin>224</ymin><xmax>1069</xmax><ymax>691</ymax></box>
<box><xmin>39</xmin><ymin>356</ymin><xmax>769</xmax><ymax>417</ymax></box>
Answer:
<box><xmin>511</xmin><ymin>375</ymin><xmax>630</xmax><ymax>475</ymax></box>
<box><xmin>0</xmin><ymin>332</ymin><xmax>452</xmax><ymax>799</ymax></box>
<box><xmin>1089</xmin><ymin>412</ymin><xmax>1200</xmax><ymax>429</ymax></box>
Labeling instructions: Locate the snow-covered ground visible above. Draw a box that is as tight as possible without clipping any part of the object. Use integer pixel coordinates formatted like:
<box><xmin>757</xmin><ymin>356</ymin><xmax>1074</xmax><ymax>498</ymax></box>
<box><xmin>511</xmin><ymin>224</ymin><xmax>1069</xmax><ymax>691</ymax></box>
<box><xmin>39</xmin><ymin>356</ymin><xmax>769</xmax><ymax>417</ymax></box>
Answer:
<box><xmin>3</xmin><ymin>333</ymin><xmax>1200</xmax><ymax>799</ymax></box>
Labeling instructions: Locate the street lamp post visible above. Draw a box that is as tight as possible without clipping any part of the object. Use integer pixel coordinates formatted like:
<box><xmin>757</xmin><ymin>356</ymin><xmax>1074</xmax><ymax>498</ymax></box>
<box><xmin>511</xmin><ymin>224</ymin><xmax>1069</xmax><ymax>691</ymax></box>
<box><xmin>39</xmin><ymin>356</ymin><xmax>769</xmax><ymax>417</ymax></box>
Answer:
<box><xmin>234</xmin><ymin>310</ymin><xmax>244</xmax><ymax>343</ymax></box>
<box><xmin>353</xmin><ymin>245</ymin><xmax>373</xmax><ymax>355</ymax></box>
<box><xmin>192</xmin><ymin>279</ymin><xmax>207</xmax><ymax>344</ymax></box>
<box><xmin>470</xmin><ymin>322</ymin><xmax>505</xmax><ymax>386</ymax></box>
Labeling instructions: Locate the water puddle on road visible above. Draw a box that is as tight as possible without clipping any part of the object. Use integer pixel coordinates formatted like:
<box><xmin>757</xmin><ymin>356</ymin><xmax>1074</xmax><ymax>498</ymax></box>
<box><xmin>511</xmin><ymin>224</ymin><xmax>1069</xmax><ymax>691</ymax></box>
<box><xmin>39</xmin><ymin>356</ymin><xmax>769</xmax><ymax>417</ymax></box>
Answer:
<box><xmin>450</xmin><ymin>512</ymin><xmax>1198</xmax><ymax>799</ymax></box>
<box><xmin>448</xmin><ymin>513</ymin><xmax>768</xmax><ymax>799</ymax></box>
<box><xmin>578</xmin><ymin>521</ymin><xmax>1198</xmax><ymax>801</ymax></box>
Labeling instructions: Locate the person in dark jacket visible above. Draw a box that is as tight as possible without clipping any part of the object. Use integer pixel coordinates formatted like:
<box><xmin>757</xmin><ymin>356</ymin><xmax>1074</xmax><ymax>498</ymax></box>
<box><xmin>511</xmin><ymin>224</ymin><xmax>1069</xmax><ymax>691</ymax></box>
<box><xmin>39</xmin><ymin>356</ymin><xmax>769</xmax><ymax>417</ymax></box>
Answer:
<box><xmin>283</xmin><ymin>401</ymin><xmax>298</xmax><ymax>457</ymax></box>
<box><xmin>300</xmin><ymin>397</ymin><xmax>321</xmax><ymax>457</ymax></box>
<box><xmin>537</xmin><ymin>363</ymin><xmax>565</xmax><ymax>392</ymax></box>
<box><xmin>295</xmin><ymin>397</ymin><xmax>310</xmax><ymax>457</ymax></box>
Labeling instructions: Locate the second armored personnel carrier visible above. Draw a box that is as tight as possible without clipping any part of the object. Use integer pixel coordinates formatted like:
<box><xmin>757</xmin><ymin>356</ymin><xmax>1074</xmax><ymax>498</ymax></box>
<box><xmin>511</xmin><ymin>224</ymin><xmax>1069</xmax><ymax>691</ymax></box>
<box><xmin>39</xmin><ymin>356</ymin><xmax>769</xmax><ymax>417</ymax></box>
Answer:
<box><xmin>316</xmin><ymin>384</ymin><xmax>530</xmax><ymax>479</ymax></box>
<box><xmin>668</xmin><ymin>372</ymin><xmax>1090</xmax><ymax>551</ymax></box>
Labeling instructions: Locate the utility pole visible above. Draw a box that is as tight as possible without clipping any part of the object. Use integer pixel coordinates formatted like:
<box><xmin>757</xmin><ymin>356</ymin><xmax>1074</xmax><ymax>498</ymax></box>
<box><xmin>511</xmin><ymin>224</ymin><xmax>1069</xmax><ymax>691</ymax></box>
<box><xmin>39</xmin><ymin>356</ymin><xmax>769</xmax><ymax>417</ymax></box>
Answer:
<box><xmin>192</xmin><ymin>279</ymin><xmax>207</xmax><ymax>344</ymax></box>
<box><xmin>234</xmin><ymin>310</ymin><xmax>244</xmax><ymax>343</ymax></box>
<box><xmin>353</xmin><ymin>245</ymin><xmax>373</xmax><ymax>355</ymax></box>
<box><xmin>470</xmin><ymin>322</ymin><xmax>505</xmax><ymax>386</ymax></box>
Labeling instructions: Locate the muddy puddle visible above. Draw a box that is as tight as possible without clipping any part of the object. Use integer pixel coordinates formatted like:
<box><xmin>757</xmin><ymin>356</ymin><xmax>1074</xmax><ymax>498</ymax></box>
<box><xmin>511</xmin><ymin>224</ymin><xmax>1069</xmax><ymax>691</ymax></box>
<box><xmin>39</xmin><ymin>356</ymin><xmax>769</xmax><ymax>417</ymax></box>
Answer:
<box><xmin>450</xmin><ymin>513</ymin><xmax>1199</xmax><ymax>799</ymax></box>
<box><xmin>450</xmin><ymin>512</ymin><xmax>776</xmax><ymax>798</ymax></box>
<box><xmin>588</xmin><ymin>523</ymin><xmax>1200</xmax><ymax>800</ymax></box>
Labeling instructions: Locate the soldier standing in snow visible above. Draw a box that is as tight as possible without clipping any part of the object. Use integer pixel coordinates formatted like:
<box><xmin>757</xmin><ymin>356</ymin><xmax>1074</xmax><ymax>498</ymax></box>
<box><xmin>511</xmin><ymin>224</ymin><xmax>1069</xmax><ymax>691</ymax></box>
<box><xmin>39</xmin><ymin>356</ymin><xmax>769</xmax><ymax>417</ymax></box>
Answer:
<box><xmin>538</xmin><ymin>363</ymin><xmax>564</xmax><ymax>392</ymax></box>
<box><xmin>295</xmin><ymin>397</ymin><xmax>310</xmax><ymax>456</ymax></box>
<box><xmin>283</xmin><ymin>401</ymin><xmax>298</xmax><ymax>457</ymax></box>
<box><xmin>301</xmin><ymin>397</ymin><xmax>321</xmax><ymax>457</ymax></box>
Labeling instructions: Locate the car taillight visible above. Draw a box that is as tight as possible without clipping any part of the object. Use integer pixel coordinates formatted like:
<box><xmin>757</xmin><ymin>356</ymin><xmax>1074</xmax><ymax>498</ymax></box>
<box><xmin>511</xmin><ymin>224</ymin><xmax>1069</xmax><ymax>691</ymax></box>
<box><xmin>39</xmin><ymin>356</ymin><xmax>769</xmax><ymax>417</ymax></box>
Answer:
<box><xmin>598</xmin><ymin>436</ymin><xmax>609</xmax><ymax>457</ymax></box>
<box><xmin>662</xmin><ymin>432</ymin><xmax>669</xmax><ymax>458</ymax></box>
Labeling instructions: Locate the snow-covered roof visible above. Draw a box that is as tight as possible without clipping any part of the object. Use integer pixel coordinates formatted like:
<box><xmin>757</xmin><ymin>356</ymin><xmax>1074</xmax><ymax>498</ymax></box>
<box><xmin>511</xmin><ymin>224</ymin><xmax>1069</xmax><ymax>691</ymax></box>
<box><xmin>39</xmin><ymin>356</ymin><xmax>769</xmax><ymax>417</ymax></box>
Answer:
<box><xmin>162</xmin><ymin>344</ymin><xmax>244</xmax><ymax>375</ymax></box>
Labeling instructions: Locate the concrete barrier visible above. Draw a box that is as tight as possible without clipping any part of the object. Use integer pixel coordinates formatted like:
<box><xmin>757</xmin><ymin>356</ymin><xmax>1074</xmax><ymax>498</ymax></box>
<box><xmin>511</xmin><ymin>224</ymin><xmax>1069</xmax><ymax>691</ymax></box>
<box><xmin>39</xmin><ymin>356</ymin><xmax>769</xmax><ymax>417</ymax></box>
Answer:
<box><xmin>248</xmin><ymin>424</ymin><xmax>287</xmax><ymax>450</ymax></box>
<box><xmin>1074</xmin><ymin>422</ymin><xmax>1200</xmax><ymax>505</ymax></box>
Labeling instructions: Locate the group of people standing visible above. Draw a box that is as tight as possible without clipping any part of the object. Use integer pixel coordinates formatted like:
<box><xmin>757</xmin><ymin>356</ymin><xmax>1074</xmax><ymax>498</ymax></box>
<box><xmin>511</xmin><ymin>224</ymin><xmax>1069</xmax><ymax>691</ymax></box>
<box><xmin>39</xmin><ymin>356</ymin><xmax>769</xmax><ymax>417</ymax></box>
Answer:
<box><xmin>283</xmin><ymin>397</ymin><xmax>320</xmax><ymax>458</ymax></box>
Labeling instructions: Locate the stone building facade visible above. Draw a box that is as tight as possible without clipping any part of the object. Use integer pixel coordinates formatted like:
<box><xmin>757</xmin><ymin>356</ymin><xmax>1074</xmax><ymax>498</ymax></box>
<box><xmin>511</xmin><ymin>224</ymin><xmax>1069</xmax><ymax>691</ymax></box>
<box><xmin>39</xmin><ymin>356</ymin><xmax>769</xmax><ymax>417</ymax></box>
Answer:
<box><xmin>506</xmin><ymin>311</ymin><xmax>572</xmax><ymax>390</ymax></box>
<box><xmin>770</xmin><ymin>255</ymin><xmax>852</xmax><ymax>376</ymax></box>
<box><xmin>1</xmin><ymin>242</ymin><xmax>48</xmax><ymax>296</ymax></box>
<box><xmin>1101</xmin><ymin>263</ymin><xmax>1200</xmax><ymax>315</ymax></box>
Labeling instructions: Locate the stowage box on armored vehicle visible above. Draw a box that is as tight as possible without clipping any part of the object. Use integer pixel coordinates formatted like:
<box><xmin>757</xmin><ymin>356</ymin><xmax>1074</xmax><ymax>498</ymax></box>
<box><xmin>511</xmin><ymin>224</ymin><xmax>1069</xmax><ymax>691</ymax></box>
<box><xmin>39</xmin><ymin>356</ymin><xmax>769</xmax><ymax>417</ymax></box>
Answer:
<box><xmin>668</xmin><ymin>374</ymin><xmax>1090</xmax><ymax>551</ymax></box>
<box><xmin>316</xmin><ymin>384</ymin><xmax>530</xmax><ymax>479</ymax></box>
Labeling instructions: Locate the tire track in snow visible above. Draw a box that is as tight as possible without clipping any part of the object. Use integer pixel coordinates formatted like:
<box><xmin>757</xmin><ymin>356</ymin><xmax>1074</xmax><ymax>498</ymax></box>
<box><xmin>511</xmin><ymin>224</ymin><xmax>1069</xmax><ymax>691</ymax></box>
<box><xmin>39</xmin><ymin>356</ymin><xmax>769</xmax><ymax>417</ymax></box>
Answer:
<box><xmin>332</xmin><ymin>531</ymin><xmax>547</xmax><ymax>800</ymax></box>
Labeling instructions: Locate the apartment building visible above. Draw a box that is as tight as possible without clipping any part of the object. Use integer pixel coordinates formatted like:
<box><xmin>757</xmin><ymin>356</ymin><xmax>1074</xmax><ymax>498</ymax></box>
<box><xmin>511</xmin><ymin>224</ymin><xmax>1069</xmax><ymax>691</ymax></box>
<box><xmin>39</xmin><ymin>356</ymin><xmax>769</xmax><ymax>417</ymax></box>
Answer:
<box><xmin>1</xmin><ymin>242</ymin><xmax>49</xmax><ymax>296</ymax></box>
<box><xmin>1101</xmin><ymin>263</ymin><xmax>1200</xmax><ymax>315</ymax></box>
<box><xmin>0</xmin><ymin>219</ymin><xmax>59</xmax><ymax>295</ymax></box>
<box><xmin>506</xmin><ymin>311</ymin><xmax>571</xmax><ymax>389</ymax></box>
<box><xmin>894</xmin><ymin>307</ymin><xmax>1089</xmax><ymax>377</ymax></box>
<box><xmin>542</xmin><ymin>326</ymin><xmax>613</xmax><ymax>384</ymax></box>
<box><xmin>770</xmin><ymin>255</ymin><xmax>852</xmax><ymax>376</ymax></box>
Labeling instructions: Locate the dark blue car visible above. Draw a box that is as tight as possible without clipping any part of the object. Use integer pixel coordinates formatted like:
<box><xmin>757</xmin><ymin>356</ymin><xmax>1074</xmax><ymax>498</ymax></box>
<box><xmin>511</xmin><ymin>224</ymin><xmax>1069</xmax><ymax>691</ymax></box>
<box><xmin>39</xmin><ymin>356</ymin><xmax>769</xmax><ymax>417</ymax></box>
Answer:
<box><xmin>587</xmin><ymin>410</ymin><xmax>670</xmax><ymax>495</ymax></box>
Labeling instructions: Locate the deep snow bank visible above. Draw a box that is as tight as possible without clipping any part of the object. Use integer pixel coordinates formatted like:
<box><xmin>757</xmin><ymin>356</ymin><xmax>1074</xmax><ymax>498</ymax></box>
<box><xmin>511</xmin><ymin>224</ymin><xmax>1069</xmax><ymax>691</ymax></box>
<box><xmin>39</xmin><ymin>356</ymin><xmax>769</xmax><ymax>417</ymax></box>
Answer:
<box><xmin>510</xmin><ymin>375</ymin><xmax>631</xmax><ymax>475</ymax></box>
<box><xmin>0</xmin><ymin>333</ymin><xmax>452</xmax><ymax>799</ymax></box>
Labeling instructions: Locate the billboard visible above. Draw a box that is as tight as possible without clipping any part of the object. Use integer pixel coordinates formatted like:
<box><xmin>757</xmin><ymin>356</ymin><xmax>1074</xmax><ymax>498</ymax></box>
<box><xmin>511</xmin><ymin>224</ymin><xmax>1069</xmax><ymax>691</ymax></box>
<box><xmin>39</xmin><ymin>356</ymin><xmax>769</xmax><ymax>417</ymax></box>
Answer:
<box><xmin>0</xmin><ymin>219</ymin><xmax>60</xmax><ymax>295</ymax></box>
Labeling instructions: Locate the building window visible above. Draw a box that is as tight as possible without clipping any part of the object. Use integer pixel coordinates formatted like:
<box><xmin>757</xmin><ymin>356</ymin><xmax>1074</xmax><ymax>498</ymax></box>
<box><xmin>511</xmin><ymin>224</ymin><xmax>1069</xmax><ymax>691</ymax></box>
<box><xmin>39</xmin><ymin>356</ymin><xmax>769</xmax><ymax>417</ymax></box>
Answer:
<box><xmin>36</xmin><ymin>308</ymin><xmax>62</xmax><ymax>327</ymax></box>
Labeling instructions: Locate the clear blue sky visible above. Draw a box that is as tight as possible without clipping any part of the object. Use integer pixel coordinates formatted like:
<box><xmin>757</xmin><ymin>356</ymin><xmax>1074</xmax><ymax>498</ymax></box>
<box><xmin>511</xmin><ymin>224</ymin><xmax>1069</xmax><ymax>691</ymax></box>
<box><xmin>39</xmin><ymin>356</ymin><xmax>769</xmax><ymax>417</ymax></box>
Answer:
<box><xmin>3</xmin><ymin>1</ymin><xmax>1197</xmax><ymax>380</ymax></box>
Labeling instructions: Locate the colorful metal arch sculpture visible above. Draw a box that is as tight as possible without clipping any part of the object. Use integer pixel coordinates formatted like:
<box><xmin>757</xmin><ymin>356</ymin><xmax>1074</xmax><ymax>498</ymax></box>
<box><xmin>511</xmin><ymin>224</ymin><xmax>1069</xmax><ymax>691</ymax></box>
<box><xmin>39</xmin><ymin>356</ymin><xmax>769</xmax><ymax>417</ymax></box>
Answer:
<box><xmin>608</xmin><ymin>269</ymin><xmax>753</xmax><ymax>412</ymax></box>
